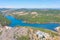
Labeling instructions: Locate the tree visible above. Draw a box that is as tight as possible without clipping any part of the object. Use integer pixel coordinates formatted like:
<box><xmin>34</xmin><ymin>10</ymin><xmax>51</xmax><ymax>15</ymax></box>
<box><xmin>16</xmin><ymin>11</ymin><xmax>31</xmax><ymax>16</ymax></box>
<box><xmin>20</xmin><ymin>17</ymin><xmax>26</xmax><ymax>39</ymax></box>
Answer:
<box><xmin>0</xmin><ymin>14</ymin><xmax>11</xmax><ymax>26</ymax></box>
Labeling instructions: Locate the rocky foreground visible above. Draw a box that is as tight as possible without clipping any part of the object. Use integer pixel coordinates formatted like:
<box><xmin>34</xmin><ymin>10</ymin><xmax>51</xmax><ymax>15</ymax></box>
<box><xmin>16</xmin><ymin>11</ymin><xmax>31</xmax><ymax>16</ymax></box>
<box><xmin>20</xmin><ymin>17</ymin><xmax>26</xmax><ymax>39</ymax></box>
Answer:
<box><xmin>0</xmin><ymin>26</ymin><xmax>60</xmax><ymax>40</ymax></box>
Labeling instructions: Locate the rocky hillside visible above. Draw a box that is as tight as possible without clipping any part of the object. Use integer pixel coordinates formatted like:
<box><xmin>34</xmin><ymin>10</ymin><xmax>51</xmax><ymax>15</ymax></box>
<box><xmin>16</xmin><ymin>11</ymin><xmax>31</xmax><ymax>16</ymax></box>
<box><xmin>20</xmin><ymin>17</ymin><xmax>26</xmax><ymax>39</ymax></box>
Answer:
<box><xmin>0</xmin><ymin>26</ymin><xmax>60</xmax><ymax>40</ymax></box>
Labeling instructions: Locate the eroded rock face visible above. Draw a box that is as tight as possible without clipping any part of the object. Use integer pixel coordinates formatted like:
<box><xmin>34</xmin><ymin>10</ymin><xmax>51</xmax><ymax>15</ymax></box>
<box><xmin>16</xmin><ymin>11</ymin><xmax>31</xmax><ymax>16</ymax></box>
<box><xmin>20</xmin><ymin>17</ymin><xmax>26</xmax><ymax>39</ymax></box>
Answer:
<box><xmin>0</xmin><ymin>27</ymin><xmax>29</xmax><ymax>40</ymax></box>
<box><xmin>55</xmin><ymin>26</ymin><xmax>60</xmax><ymax>35</ymax></box>
<box><xmin>0</xmin><ymin>26</ymin><xmax>59</xmax><ymax>40</ymax></box>
<box><xmin>29</xmin><ymin>29</ymin><xmax>52</xmax><ymax>40</ymax></box>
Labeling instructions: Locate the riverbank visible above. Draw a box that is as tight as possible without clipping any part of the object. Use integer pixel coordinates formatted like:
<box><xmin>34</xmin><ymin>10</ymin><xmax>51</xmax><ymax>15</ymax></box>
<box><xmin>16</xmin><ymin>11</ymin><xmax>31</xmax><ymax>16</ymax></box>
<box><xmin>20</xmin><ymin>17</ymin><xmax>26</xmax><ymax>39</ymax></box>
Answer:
<box><xmin>6</xmin><ymin>15</ymin><xmax>60</xmax><ymax>31</ymax></box>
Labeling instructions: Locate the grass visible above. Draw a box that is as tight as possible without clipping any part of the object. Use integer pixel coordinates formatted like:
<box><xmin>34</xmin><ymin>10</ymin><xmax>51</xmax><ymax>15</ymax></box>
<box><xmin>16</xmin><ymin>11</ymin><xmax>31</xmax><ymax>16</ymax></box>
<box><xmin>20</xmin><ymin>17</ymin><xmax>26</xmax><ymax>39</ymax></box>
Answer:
<box><xmin>0</xmin><ymin>31</ymin><xmax>2</xmax><ymax>35</ymax></box>
<box><xmin>13</xmin><ymin>14</ymin><xmax>60</xmax><ymax>24</ymax></box>
<box><xmin>0</xmin><ymin>14</ymin><xmax>11</xmax><ymax>26</ymax></box>
<box><xmin>9</xmin><ymin>9</ymin><xmax>60</xmax><ymax>24</ymax></box>
<box><xmin>33</xmin><ymin>28</ymin><xmax>59</xmax><ymax>37</ymax></box>
<box><xmin>16</xmin><ymin>35</ymin><xmax>29</xmax><ymax>40</ymax></box>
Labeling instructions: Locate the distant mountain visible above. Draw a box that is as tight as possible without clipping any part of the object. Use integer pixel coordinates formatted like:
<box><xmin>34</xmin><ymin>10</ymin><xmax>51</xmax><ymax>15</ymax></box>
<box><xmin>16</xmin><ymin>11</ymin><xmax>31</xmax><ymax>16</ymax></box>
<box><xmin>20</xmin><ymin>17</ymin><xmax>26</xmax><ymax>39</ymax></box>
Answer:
<box><xmin>0</xmin><ymin>8</ymin><xmax>60</xmax><ymax>16</ymax></box>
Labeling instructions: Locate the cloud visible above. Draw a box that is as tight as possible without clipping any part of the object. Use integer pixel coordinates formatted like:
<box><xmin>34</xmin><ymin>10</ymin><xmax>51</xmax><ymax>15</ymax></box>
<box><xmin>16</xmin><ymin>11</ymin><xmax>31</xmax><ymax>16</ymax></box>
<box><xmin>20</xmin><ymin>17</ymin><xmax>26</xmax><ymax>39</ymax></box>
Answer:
<box><xmin>5</xmin><ymin>6</ymin><xmax>14</xmax><ymax>8</ymax></box>
<box><xmin>0</xmin><ymin>6</ymin><xmax>14</xmax><ymax>8</ymax></box>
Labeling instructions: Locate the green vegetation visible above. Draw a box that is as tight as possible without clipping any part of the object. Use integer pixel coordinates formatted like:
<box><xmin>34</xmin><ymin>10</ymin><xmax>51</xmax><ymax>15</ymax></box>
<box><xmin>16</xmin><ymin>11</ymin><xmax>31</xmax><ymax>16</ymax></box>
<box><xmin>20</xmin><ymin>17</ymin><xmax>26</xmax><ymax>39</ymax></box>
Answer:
<box><xmin>0</xmin><ymin>14</ymin><xmax>11</xmax><ymax>26</ymax></box>
<box><xmin>14</xmin><ymin>9</ymin><xmax>60</xmax><ymax>14</ymax></box>
<box><xmin>16</xmin><ymin>36</ymin><xmax>29</xmax><ymax>40</ymax></box>
<box><xmin>30</xmin><ymin>27</ymin><xmax>58</xmax><ymax>36</ymax></box>
<box><xmin>0</xmin><ymin>31</ymin><xmax>2</xmax><ymax>35</ymax></box>
<box><xmin>12</xmin><ymin>9</ymin><xmax>60</xmax><ymax>24</ymax></box>
<box><xmin>34</xmin><ymin>28</ymin><xmax>59</xmax><ymax>36</ymax></box>
<box><xmin>14</xmin><ymin>14</ymin><xmax>60</xmax><ymax>24</ymax></box>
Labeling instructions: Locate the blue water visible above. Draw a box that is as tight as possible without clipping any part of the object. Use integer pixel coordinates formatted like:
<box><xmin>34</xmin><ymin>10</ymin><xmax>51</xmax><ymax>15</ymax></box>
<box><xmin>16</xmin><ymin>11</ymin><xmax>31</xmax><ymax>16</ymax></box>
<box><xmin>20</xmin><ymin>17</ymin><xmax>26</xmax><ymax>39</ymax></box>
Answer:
<box><xmin>6</xmin><ymin>16</ymin><xmax>60</xmax><ymax>30</ymax></box>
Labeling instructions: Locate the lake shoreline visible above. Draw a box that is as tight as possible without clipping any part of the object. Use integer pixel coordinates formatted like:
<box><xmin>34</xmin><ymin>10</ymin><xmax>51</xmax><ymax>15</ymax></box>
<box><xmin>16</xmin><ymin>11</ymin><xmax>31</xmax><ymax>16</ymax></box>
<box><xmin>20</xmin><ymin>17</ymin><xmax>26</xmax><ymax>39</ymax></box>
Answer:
<box><xmin>5</xmin><ymin>16</ymin><xmax>60</xmax><ymax>31</ymax></box>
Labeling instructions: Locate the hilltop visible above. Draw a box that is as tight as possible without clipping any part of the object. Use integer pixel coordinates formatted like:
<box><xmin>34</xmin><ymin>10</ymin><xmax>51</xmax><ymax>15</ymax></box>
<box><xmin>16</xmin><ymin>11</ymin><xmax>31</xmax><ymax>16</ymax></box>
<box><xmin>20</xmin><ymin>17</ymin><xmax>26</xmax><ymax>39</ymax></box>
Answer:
<box><xmin>0</xmin><ymin>26</ymin><xmax>60</xmax><ymax>40</ymax></box>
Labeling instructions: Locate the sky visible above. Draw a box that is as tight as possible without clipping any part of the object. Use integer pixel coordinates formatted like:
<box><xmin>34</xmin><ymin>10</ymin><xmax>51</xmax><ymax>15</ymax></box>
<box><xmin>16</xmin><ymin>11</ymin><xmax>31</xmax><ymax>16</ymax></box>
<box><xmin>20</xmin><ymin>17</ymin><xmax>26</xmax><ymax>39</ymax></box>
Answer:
<box><xmin>0</xmin><ymin>0</ymin><xmax>60</xmax><ymax>8</ymax></box>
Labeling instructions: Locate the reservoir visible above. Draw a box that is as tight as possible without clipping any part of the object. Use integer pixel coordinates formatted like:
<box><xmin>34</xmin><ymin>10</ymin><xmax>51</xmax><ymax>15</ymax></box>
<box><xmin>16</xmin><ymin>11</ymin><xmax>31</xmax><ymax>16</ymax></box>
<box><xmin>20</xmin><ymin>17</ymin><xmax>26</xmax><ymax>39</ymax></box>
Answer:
<box><xmin>6</xmin><ymin>16</ymin><xmax>60</xmax><ymax>30</ymax></box>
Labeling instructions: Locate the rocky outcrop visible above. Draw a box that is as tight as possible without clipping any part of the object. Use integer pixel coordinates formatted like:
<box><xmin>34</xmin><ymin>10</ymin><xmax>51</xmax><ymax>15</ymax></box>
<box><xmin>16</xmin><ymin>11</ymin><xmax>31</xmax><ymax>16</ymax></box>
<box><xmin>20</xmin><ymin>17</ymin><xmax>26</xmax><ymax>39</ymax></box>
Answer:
<box><xmin>0</xmin><ymin>26</ymin><xmax>59</xmax><ymax>40</ymax></box>
<box><xmin>0</xmin><ymin>27</ymin><xmax>29</xmax><ymax>40</ymax></box>
<box><xmin>29</xmin><ymin>28</ymin><xmax>52</xmax><ymax>40</ymax></box>
<box><xmin>55</xmin><ymin>26</ymin><xmax>60</xmax><ymax>35</ymax></box>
